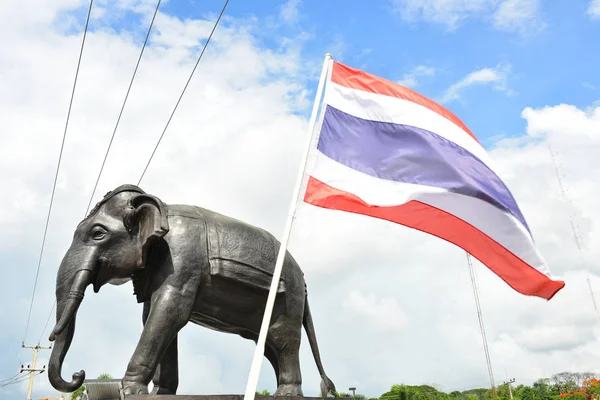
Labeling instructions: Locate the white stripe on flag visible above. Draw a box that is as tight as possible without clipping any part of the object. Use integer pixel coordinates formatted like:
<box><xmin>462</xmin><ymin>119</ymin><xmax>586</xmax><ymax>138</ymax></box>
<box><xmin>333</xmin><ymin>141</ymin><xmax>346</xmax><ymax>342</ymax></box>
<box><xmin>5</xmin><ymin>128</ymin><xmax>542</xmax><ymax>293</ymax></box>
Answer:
<box><xmin>325</xmin><ymin>82</ymin><xmax>496</xmax><ymax>171</ymax></box>
<box><xmin>308</xmin><ymin>151</ymin><xmax>548</xmax><ymax>274</ymax></box>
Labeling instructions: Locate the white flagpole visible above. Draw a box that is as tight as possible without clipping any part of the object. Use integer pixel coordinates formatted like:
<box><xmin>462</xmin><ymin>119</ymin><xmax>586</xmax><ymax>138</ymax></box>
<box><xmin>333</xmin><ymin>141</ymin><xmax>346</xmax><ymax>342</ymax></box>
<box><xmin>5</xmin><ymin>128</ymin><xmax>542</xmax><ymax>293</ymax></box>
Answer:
<box><xmin>242</xmin><ymin>52</ymin><xmax>333</xmax><ymax>400</ymax></box>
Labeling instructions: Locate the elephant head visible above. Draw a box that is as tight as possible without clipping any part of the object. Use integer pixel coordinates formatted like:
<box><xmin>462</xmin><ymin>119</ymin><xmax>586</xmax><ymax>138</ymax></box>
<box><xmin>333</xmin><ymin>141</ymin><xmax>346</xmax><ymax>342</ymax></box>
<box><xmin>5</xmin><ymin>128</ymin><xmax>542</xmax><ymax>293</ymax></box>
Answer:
<box><xmin>47</xmin><ymin>184</ymin><xmax>169</xmax><ymax>393</ymax></box>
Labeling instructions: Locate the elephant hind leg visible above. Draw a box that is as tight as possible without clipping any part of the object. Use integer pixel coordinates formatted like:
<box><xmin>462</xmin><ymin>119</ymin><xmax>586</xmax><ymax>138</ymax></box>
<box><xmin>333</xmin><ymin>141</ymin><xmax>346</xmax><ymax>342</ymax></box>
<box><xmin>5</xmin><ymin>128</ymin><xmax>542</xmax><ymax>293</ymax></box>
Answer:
<box><xmin>245</xmin><ymin>333</ymin><xmax>280</xmax><ymax>386</ymax></box>
<box><xmin>268</xmin><ymin>317</ymin><xmax>303</xmax><ymax>396</ymax></box>
<box><xmin>263</xmin><ymin>342</ymin><xmax>280</xmax><ymax>387</ymax></box>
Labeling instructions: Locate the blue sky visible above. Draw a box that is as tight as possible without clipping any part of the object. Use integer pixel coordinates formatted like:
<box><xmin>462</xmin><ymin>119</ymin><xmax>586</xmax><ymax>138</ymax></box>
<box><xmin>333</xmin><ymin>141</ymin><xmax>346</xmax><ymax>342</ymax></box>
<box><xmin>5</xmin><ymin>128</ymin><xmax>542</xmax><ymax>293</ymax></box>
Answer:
<box><xmin>64</xmin><ymin>0</ymin><xmax>600</xmax><ymax>151</ymax></box>
<box><xmin>2</xmin><ymin>0</ymin><xmax>600</xmax><ymax>398</ymax></box>
<box><xmin>84</xmin><ymin>0</ymin><xmax>600</xmax><ymax>147</ymax></box>
<box><xmin>156</xmin><ymin>0</ymin><xmax>600</xmax><ymax>148</ymax></box>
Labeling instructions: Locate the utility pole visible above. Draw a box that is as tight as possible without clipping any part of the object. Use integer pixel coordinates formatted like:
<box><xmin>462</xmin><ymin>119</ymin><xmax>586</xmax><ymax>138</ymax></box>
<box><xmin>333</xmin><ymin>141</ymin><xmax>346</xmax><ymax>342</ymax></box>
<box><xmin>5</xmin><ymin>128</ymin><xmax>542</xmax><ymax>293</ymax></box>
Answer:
<box><xmin>21</xmin><ymin>343</ymin><xmax>51</xmax><ymax>400</ymax></box>
<box><xmin>503</xmin><ymin>371</ymin><xmax>515</xmax><ymax>400</ymax></box>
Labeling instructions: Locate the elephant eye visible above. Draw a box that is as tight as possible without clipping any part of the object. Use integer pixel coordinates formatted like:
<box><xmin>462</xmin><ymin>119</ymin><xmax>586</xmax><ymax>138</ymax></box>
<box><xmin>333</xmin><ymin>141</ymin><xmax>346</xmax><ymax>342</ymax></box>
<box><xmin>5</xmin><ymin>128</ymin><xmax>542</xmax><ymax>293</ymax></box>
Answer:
<box><xmin>92</xmin><ymin>227</ymin><xmax>107</xmax><ymax>240</ymax></box>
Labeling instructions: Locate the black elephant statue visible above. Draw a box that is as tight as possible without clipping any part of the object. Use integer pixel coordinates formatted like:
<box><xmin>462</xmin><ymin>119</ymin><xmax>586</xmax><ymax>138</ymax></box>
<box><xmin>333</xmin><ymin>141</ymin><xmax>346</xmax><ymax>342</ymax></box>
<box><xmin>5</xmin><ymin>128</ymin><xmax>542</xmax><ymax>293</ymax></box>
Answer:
<box><xmin>47</xmin><ymin>184</ymin><xmax>336</xmax><ymax>397</ymax></box>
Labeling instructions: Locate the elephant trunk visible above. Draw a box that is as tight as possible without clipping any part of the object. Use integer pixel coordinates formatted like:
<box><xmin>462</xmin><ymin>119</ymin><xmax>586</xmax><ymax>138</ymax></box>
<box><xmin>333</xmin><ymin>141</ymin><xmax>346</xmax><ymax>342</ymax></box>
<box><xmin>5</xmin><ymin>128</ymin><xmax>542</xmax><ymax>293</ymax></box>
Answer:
<box><xmin>49</xmin><ymin>269</ymin><xmax>92</xmax><ymax>341</ymax></box>
<box><xmin>47</xmin><ymin>315</ymin><xmax>85</xmax><ymax>393</ymax></box>
<box><xmin>48</xmin><ymin>248</ymin><xmax>96</xmax><ymax>393</ymax></box>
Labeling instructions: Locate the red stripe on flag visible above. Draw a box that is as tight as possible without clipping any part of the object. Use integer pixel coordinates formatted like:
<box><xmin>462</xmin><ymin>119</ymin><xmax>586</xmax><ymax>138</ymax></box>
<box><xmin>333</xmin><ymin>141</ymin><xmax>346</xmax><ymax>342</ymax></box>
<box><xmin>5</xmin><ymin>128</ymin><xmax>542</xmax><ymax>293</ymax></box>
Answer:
<box><xmin>304</xmin><ymin>176</ymin><xmax>565</xmax><ymax>300</ymax></box>
<box><xmin>330</xmin><ymin>61</ymin><xmax>480</xmax><ymax>144</ymax></box>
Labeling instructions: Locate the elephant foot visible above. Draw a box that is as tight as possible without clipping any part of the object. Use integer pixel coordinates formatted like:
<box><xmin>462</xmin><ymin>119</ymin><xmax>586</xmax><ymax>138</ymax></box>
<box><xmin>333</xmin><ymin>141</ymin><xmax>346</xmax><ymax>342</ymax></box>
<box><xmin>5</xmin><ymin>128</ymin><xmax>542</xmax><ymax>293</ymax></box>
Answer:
<box><xmin>274</xmin><ymin>384</ymin><xmax>303</xmax><ymax>396</ymax></box>
<box><xmin>151</xmin><ymin>385</ymin><xmax>176</xmax><ymax>395</ymax></box>
<box><xmin>122</xmin><ymin>381</ymin><xmax>149</xmax><ymax>396</ymax></box>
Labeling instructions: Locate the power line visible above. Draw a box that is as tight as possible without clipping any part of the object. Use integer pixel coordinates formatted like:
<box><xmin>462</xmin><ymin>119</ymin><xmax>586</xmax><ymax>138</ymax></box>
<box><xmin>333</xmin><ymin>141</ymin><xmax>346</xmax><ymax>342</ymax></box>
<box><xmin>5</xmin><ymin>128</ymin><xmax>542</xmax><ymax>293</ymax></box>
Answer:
<box><xmin>137</xmin><ymin>0</ymin><xmax>230</xmax><ymax>186</ymax></box>
<box><xmin>39</xmin><ymin>0</ymin><xmax>161</xmax><ymax>348</ymax></box>
<box><xmin>38</xmin><ymin>302</ymin><xmax>56</xmax><ymax>345</ymax></box>
<box><xmin>37</xmin><ymin>0</ymin><xmax>229</xmax><ymax>345</ymax></box>
<box><xmin>0</xmin><ymin>373</ymin><xmax>24</xmax><ymax>384</ymax></box>
<box><xmin>0</xmin><ymin>372</ymin><xmax>42</xmax><ymax>389</ymax></box>
<box><xmin>22</xmin><ymin>0</ymin><xmax>94</xmax><ymax>346</ymax></box>
<box><xmin>0</xmin><ymin>375</ymin><xmax>29</xmax><ymax>389</ymax></box>
<box><xmin>84</xmin><ymin>0</ymin><xmax>162</xmax><ymax>216</ymax></box>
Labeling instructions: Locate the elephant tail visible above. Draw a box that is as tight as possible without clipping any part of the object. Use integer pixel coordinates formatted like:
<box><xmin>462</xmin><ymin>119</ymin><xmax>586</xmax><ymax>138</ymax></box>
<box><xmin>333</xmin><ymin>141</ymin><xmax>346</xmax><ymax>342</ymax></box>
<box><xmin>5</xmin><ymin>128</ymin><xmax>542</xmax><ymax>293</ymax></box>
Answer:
<box><xmin>303</xmin><ymin>292</ymin><xmax>336</xmax><ymax>397</ymax></box>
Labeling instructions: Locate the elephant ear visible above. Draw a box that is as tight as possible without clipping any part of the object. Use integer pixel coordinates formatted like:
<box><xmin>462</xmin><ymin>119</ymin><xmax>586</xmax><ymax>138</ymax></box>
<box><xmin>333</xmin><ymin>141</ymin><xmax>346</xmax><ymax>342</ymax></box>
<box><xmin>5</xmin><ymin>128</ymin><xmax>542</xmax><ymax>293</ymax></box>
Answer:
<box><xmin>126</xmin><ymin>194</ymin><xmax>169</xmax><ymax>268</ymax></box>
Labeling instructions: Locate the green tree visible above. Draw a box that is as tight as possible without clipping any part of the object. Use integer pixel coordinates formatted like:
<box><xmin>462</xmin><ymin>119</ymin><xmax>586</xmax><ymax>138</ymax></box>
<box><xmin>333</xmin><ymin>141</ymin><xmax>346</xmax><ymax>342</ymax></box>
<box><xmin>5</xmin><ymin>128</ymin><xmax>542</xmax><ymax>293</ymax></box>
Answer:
<box><xmin>513</xmin><ymin>384</ymin><xmax>539</xmax><ymax>400</ymax></box>
<box><xmin>462</xmin><ymin>388</ymin><xmax>488</xmax><ymax>400</ymax></box>
<box><xmin>71</xmin><ymin>385</ymin><xmax>85</xmax><ymax>400</ymax></box>
<box><xmin>332</xmin><ymin>391</ymin><xmax>367</xmax><ymax>400</ymax></box>
<box><xmin>380</xmin><ymin>383</ymin><xmax>452</xmax><ymax>400</ymax></box>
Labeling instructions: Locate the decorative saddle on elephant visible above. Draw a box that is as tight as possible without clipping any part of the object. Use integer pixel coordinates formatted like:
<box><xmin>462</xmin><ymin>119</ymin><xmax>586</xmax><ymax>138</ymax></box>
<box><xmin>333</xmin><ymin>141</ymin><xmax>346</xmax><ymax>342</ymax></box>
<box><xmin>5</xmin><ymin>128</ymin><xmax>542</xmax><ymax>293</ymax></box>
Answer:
<box><xmin>201</xmin><ymin>207</ymin><xmax>288</xmax><ymax>294</ymax></box>
<box><xmin>161</xmin><ymin>205</ymin><xmax>289</xmax><ymax>295</ymax></box>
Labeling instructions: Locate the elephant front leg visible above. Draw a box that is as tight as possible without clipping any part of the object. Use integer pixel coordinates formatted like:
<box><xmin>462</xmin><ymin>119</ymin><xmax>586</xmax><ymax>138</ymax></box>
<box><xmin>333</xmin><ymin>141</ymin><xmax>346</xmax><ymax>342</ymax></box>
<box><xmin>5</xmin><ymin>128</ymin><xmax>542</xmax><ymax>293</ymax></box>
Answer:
<box><xmin>151</xmin><ymin>335</ymin><xmax>179</xmax><ymax>394</ymax></box>
<box><xmin>122</xmin><ymin>287</ymin><xmax>192</xmax><ymax>395</ymax></box>
<box><xmin>140</xmin><ymin>301</ymin><xmax>179</xmax><ymax>395</ymax></box>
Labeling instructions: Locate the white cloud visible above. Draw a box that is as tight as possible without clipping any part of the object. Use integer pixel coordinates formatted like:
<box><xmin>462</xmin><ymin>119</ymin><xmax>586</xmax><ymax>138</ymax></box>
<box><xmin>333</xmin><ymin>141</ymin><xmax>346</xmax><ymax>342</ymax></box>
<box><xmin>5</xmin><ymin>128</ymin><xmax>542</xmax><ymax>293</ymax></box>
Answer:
<box><xmin>492</xmin><ymin>0</ymin><xmax>546</xmax><ymax>35</ymax></box>
<box><xmin>150</xmin><ymin>12</ymin><xmax>217</xmax><ymax>48</ymax></box>
<box><xmin>440</xmin><ymin>64</ymin><xmax>512</xmax><ymax>103</ymax></box>
<box><xmin>329</xmin><ymin>34</ymin><xmax>347</xmax><ymax>61</ymax></box>
<box><xmin>2</xmin><ymin>1</ymin><xmax>600</xmax><ymax>399</ymax></box>
<box><xmin>515</xmin><ymin>325</ymin><xmax>596</xmax><ymax>353</ymax></box>
<box><xmin>390</xmin><ymin>0</ymin><xmax>492</xmax><ymax>30</ymax></box>
<box><xmin>342</xmin><ymin>291</ymin><xmax>408</xmax><ymax>333</ymax></box>
<box><xmin>280</xmin><ymin>0</ymin><xmax>301</xmax><ymax>24</ymax></box>
<box><xmin>391</xmin><ymin>0</ymin><xmax>545</xmax><ymax>35</ymax></box>
<box><xmin>588</xmin><ymin>0</ymin><xmax>600</xmax><ymax>18</ymax></box>
<box><xmin>397</xmin><ymin>65</ymin><xmax>436</xmax><ymax>88</ymax></box>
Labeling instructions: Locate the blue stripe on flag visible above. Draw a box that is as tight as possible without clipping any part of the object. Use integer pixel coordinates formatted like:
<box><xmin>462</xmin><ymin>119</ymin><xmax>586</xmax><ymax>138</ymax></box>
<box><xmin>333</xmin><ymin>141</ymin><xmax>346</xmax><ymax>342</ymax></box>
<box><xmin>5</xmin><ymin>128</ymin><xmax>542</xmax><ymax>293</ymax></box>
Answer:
<box><xmin>317</xmin><ymin>105</ymin><xmax>530</xmax><ymax>232</ymax></box>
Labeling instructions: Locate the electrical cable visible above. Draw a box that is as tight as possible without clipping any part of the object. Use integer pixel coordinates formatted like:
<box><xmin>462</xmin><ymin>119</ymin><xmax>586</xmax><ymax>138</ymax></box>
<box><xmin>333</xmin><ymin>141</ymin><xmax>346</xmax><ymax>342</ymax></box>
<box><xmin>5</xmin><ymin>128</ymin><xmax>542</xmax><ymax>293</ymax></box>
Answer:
<box><xmin>84</xmin><ymin>0</ymin><xmax>162</xmax><ymax>217</ymax></box>
<box><xmin>37</xmin><ymin>0</ymin><xmax>229</xmax><ymax>345</ymax></box>
<box><xmin>0</xmin><ymin>373</ymin><xmax>24</xmax><ymax>384</ymax></box>
<box><xmin>38</xmin><ymin>303</ymin><xmax>56</xmax><ymax>345</ymax></box>
<box><xmin>38</xmin><ymin>0</ymin><xmax>161</xmax><ymax>344</ymax></box>
<box><xmin>22</xmin><ymin>0</ymin><xmax>94</xmax><ymax>346</ymax></box>
<box><xmin>0</xmin><ymin>372</ymin><xmax>42</xmax><ymax>389</ymax></box>
<box><xmin>137</xmin><ymin>0</ymin><xmax>230</xmax><ymax>186</ymax></box>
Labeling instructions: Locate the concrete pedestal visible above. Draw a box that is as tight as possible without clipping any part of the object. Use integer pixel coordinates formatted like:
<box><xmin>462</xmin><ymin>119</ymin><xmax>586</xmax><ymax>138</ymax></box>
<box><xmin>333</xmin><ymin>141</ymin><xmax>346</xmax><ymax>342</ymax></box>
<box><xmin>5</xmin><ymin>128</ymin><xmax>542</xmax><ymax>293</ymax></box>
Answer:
<box><xmin>82</xmin><ymin>379</ymin><xmax>343</xmax><ymax>400</ymax></box>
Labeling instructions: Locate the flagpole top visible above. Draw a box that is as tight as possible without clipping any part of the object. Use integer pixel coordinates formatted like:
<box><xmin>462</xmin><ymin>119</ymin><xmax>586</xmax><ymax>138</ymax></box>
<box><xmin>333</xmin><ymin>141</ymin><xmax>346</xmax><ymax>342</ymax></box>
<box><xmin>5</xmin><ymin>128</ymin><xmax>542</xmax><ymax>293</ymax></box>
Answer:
<box><xmin>325</xmin><ymin>53</ymin><xmax>332</xmax><ymax>59</ymax></box>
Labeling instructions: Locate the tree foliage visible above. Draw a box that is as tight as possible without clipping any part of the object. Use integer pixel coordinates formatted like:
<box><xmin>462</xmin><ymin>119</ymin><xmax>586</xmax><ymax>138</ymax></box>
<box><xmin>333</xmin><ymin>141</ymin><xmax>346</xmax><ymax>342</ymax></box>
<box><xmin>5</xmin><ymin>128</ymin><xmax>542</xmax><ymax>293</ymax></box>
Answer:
<box><xmin>560</xmin><ymin>377</ymin><xmax>600</xmax><ymax>400</ymax></box>
<box><xmin>338</xmin><ymin>372</ymin><xmax>600</xmax><ymax>400</ymax></box>
<box><xmin>68</xmin><ymin>371</ymin><xmax>598</xmax><ymax>400</ymax></box>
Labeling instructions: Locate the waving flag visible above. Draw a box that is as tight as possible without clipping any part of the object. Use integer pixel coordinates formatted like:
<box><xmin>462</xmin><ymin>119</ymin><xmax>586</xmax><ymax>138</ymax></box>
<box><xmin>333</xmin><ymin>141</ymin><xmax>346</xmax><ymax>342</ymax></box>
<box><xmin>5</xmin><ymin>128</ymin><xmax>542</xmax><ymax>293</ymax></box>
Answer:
<box><xmin>303</xmin><ymin>61</ymin><xmax>565</xmax><ymax>300</ymax></box>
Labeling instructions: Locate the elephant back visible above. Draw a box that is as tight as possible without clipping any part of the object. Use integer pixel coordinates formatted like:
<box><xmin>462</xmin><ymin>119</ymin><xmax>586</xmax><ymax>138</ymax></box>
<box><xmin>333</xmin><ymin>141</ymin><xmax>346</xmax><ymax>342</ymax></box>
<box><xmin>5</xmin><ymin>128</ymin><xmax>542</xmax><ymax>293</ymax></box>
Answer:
<box><xmin>198</xmin><ymin>206</ymin><xmax>296</xmax><ymax>293</ymax></box>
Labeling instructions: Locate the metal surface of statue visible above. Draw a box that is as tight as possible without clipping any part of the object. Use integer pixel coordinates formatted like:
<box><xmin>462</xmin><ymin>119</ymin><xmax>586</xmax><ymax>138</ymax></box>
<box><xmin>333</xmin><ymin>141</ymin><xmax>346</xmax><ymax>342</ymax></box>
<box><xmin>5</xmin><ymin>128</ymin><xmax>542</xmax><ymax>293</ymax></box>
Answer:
<box><xmin>46</xmin><ymin>184</ymin><xmax>336</xmax><ymax>397</ymax></box>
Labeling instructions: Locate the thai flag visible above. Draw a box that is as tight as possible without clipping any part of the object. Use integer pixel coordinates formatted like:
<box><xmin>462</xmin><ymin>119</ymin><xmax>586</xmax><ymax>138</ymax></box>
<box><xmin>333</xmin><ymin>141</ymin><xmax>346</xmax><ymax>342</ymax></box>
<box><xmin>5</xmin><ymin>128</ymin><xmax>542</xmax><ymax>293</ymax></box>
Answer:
<box><xmin>303</xmin><ymin>61</ymin><xmax>565</xmax><ymax>300</ymax></box>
